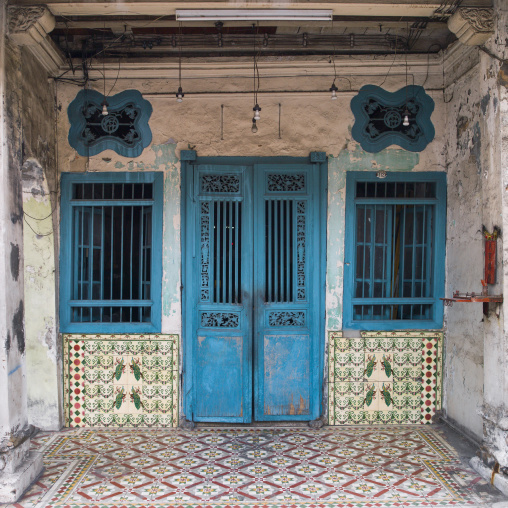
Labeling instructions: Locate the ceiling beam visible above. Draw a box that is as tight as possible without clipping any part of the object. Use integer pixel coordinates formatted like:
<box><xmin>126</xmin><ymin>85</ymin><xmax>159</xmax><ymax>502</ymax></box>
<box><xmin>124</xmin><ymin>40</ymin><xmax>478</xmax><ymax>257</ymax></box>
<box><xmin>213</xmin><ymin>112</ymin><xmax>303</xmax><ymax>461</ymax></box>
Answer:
<box><xmin>12</xmin><ymin>1</ymin><xmax>493</xmax><ymax>19</ymax></box>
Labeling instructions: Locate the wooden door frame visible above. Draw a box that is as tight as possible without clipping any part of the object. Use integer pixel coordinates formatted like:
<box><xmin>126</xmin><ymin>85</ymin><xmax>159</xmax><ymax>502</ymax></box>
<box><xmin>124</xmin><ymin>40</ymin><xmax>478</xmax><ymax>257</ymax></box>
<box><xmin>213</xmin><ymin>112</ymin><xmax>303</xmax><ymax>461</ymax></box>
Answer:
<box><xmin>181</xmin><ymin>151</ymin><xmax>328</xmax><ymax>423</ymax></box>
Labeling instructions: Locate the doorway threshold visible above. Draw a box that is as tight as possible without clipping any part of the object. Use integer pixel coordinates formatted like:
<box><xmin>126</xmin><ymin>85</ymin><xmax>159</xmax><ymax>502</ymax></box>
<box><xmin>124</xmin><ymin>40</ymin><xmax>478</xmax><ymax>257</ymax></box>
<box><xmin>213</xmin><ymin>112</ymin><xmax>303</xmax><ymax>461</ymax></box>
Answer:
<box><xmin>195</xmin><ymin>421</ymin><xmax>311</xmax><ymax>429</ymax></box>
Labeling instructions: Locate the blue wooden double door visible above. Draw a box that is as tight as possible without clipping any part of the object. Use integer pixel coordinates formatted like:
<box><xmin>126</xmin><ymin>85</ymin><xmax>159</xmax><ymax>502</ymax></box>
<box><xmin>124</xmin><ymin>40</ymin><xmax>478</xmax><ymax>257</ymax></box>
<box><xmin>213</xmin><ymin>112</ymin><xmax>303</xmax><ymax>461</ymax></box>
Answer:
<box><xmin>184</xmin><ymin>160</ymin><xmax>325</xmax><ymax>422</ymax></box>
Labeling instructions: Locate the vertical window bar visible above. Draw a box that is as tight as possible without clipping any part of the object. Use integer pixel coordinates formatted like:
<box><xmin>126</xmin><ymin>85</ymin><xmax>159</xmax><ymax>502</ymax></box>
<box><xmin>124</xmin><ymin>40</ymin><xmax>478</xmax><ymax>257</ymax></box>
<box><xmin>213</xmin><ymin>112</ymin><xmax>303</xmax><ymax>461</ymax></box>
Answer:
<box><xmin>390</xmin><ymin>204</ymin><xmax>397</xmax><ymax>316</ymax></box>
<box><xmin>286</xmin><ymin>200</ymin><xmax>290</xmax><ymax>302</ymax></box>
<box><xmin>238</xmin><ymin>202</ymin><xmax>242</xmax><ymax>304</ymax></box>
<box><xmin>73</xmin><ymin>208</ymin><xmax>80</xmax><ymax>301</ymax></box>
<box><xmin>89</xmin><ymin>206</ymin><xmax>94</xmax><ymax>302</ymax></box>
<box><xmin>216</xmin><ymin>200</ymin><xmax>221</xmax><ymax>303</ymax></box>
<box><xmin>80</xmin><ymin>206</ymin><xmax>85</xmax><ymax>307</ymax></box>
<box><xmin>120</xmin><ymin>206</ymin><xmax>125</xmax><ymax>302</ymax></box>
<box><xmin>228</xmin><ymin>201</ymin><xmax>233</xmax><ymax>304</ymax></box>
<box><xmin>382</xmin><ymin>204</ymin><xmax>387</xmax><ymax>299</ymax></box>
<box><xmin>130</xmin><ymin>205</ymin><xmax>134</xmax><ymax>322</ymax></box>
<box><xmin>139</xmin><ymin>205</ymin><xmax>145</xmax><ymax>302</ymax></box>
<box><xmin>100</xmin><ymin>206</ymin><xmax>105</xmax><ymax>322</ymax></box>
<box><xmin>274</xmin><ymin>199</ymin><xmax>279</xmax><ymax>302</ymax></box>
<box><xmin>110</xmin><ymin>207</ymin><xmax>114</xmax><ymax>319</ymax></box>
<box><xmin>409</xmin><ymin>205</ymin><xmax>418</xmax><ymax>302</ymax></box>
<box><xmin>400</xmin><ymin>205</ymin><xmax>406</xmax><ymax>298</ymax></box>
<box><xmin>292</xmin><ymin>200</ymin><xmax>297</xmax><ymax>302</ymax></box>
<box><xmin>280</xmin><ymin>200</ymin><xmax>284</xmax><ymax>302</ymax></box>
<box><xmin>222</xmin><ymin>201</ymin><xmax>227</xmax><ymax>304</ymax></box>
<box><xmin>426</xmin><ymin>206</ymin><xmax>433</xmax><ymax>297</ymax></box>
<box><xmin>362</xmin><ymin>204</ymin><xmax>367</xmax><ymax>298</ymax></box>
<box><xmin>421</xmin><ymin>204</ymin><xmax>426</xmax><ymax>298</ymax></box>
<box><xmin>267</xmin><ymin>200</ymin><xmax>272</xmax><ymax>302</ymax></box>
<box><xmin>370</xmin><ymin>204</ymin><xmax>376</xmax><ymax>299</ymax></box>
<box><xmin>234</xmin><ymin>201</ymin><xmax>239</xmax><ymax>303</ymax></box>
<box><xmin>212</xmin><ymin>201</ymin><xmax>217</xmax><ymax>303</ymax></box>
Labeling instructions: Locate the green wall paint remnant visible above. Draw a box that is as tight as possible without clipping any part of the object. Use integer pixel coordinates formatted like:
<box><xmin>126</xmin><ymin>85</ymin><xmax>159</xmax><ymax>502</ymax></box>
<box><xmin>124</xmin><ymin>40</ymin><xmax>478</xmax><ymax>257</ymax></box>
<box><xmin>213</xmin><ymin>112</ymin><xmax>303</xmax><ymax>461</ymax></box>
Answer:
<box><xmin>23</xmin><ymin>194</ymin><xmax>60</xmax><ymax>430</ymax></box>
<box><xmin>157</xmin><ymin>144</ymin><xmax>182</xmax><ymax>333</ymax></box>
<box><xmin>336</xmin><ymin>144</ymin><xmax>419</xmax><ymax>171</ymax></box>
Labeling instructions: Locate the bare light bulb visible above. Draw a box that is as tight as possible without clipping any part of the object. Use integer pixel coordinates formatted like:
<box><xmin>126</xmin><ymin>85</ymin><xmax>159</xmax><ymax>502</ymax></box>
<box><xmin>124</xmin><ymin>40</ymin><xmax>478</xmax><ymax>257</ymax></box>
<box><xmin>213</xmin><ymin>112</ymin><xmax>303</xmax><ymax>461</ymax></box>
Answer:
<box><xmin>253</xmin><ymin>103</ymin><xmax>261</xmax><ymax>121</ymax></box>
<box><xmin>403</xmin><ymin>108</ymin><xmax>410</xmax><ymax>126</ymax></box>
<box><xmin>176</xmin><ymin>86</ymin><xmax>184</xmax><ymax>103</ymax></box>
<box><xmin>101</xmin><ymin>100</ymin><xmax>109</xmax><ymax>116</ymax></box>
<box><xmin>251</xmin><ymin>119</ymin><xmax>258</xmax><ymax>133</ymax></box>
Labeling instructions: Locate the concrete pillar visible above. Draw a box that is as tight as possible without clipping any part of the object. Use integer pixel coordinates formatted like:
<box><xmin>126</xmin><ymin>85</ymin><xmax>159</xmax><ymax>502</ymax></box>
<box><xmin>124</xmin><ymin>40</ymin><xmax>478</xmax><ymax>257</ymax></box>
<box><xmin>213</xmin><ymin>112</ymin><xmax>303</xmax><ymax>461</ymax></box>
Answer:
<box><xmin>469</xmin><ymin>2</ymin><xmax>508</xmax><ymax>492</ymax></box>
<box><xmin>0</xmin><ymin>3</ymin><xmax>43</xmax><ymax>502</ymax></box>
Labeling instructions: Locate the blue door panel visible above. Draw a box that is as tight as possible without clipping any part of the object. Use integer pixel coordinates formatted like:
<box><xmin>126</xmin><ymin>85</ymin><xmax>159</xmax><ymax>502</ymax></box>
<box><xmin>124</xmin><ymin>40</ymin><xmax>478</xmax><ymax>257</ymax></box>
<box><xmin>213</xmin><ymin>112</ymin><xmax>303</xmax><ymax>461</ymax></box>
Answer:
<box><xmin>195</xmin><ymin>333</ymin><xmax>246</xmax><ymax>420</ymax></box>
<box><xmin>262</xmin><ymin>334</ymin><xmax>310</xmax><ymax>418</ymax></box>
<box><xmin>184</xmin><ymin>159</ymin><xmax>325</xmax><ymax>423</ymax></box>
<box><xmin>253</xmin><ymin>164</ymin><xmax>320</xmax><ymax>421</ymax></box>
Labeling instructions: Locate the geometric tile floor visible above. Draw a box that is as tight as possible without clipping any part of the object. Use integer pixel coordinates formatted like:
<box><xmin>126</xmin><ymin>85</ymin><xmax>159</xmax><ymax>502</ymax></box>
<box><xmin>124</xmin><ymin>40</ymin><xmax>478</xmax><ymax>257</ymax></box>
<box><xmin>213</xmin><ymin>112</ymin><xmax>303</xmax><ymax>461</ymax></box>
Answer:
<box><xmin>3</xmin><ymin>426</ymin><xmax>507</xmax><ymax>508</ymax></box>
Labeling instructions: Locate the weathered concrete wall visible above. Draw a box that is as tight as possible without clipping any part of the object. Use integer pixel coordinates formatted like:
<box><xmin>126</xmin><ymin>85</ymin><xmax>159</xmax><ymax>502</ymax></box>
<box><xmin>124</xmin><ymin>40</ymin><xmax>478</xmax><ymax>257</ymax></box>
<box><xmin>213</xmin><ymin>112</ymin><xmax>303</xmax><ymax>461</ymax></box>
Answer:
<box><xmin>22</xmin><ymin>159</ymin><xmax>60</xmax><ymax>431</ymax></box>
<box><xmin>479</xmin><ymin>1</ymin><xmax>508</xmax><ymax>468</ymax></box>
<box><xmin>1</xmin><ymin>24</ymin><xmax>28</xmax><ymax>448</ymax></box>
<box><xmin>442</xmin><ymin>44</ymin><xmax>486</xmax><ymax>439</ymax></box>
<box><xmin>10</xmin><ymin>44</ymin><xmax>60</xmax><ymax>431</ymax></box>
<box><xmin>442</xmin><ymin>4</ymin><xmax>508</xmax><ymax>445</ymax></box>
<box><xmin>0</xmin><ymin>16</ymin><xmax>42</xmax><ymax>497</ymax></box>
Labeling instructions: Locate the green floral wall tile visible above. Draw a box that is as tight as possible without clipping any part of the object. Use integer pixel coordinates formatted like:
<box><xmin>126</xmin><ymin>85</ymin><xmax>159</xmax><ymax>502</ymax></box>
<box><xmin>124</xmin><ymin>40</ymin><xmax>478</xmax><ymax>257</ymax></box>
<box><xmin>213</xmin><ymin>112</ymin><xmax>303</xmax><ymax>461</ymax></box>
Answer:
<box><xmin>64</xmin><ymin>334</ymin><xmax>179</xmax><ymax>428</ymax></box>
<box><xmin>328</xmin><ymin>331</ymin><xmax>443</xmax><ymax>425</ymax></box>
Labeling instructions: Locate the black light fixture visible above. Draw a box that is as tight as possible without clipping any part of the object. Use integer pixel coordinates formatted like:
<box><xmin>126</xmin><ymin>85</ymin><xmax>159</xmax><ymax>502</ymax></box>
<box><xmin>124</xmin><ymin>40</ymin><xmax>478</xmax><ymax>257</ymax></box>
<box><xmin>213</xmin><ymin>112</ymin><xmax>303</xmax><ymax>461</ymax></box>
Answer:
<box><xmin>402</xmin><ymin>22</ymin><xmax>411</xmax><ymax>127</ymax></box>
<box><xmin>329</xmin><ymin>82</ymin><xmax>338</xmax><ymax>100</ymax></box>
<box><xmin>176</xmin><ymin>23</ymin><xmax>184</xmax><ymax>103</ymax></box>
<box><xmin>251</xmin><ymin>25</ymin><xmax>261</xmax><ymax>132</ymax></box>
<box><xmin>101</xmin><ymin>22</ymin><xmax>108</xmax><ymax>115</ymax></box>
<box><xmin>253</xmin><ymin>103</ymin><xmax>261</xmax><ymax>121</ymax></box>
<box><xmin>403</xmin><ymin>107</ymin><xmax>410</xmax><ymax>126</ymax></box>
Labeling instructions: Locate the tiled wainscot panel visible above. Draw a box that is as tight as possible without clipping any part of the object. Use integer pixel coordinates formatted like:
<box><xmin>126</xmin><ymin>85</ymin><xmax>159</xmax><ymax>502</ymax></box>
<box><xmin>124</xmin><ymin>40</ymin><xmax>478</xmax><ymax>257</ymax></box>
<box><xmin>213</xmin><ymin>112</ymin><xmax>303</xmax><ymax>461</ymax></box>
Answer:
<box><xmin>64</xmin><ymin>334</ymin><xmax>179</xmax><ymax>427</ymax></box>
<box><xmin>328</xmin><ymin>331</ymin><xmax>442</xmax><ymax>425</ymax></box>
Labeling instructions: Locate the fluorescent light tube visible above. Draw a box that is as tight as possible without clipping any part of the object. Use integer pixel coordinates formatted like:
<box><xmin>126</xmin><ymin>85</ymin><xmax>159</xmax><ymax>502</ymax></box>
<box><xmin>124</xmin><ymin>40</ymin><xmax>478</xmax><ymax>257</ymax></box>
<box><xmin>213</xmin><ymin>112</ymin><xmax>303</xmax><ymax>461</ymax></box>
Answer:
<box><xmin>175</xmin><ymin>9</ymin><xmax>333</xmax><ymax>21</ymax></box>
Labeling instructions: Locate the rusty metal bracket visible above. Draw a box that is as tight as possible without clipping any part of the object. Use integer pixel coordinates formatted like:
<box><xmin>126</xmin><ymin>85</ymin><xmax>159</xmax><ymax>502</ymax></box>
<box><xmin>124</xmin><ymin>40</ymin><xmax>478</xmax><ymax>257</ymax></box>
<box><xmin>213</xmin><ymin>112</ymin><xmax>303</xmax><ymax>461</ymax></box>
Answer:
<box><xmin>440</xmin><ymin>227</ymin><xmax>503</xmax><ymax>315</ymax></box>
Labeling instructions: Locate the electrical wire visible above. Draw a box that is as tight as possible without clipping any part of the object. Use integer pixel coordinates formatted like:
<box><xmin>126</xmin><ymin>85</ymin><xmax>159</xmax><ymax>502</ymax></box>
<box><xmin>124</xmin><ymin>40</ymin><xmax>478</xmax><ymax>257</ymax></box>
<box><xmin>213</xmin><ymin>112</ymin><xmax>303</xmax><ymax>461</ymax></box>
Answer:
<box><xmin>23</xmin><ymin>216</ymin><xmax>54</xmax><ymax>237</ymax></box>
<box><xmin>379</xmin><ymin>32</ymin><xmax>398</xmax><ymax>87</ymax></box>
<box><xmin>107</xmin><ymin>56</ymin><xmax>122</xmax><ymax>96</ymax></box>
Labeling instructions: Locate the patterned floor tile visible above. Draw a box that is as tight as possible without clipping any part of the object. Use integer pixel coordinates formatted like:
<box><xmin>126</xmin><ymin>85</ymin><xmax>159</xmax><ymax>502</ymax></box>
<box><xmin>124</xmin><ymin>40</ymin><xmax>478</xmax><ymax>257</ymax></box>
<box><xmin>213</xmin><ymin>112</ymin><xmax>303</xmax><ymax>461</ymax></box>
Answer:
<box><xmin>2</xmin><ymin>426</ymin><xmax>507</xmax><ymax>508</ymax></box>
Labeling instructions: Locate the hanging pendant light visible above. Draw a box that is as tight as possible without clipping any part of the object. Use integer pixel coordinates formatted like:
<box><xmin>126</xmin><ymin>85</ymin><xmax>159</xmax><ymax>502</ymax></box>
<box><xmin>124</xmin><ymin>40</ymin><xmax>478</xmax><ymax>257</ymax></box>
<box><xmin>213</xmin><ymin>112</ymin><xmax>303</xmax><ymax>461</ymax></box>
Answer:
<box><xmin>176</xmin><ymin>23</ymin><xmax>184</xmax><ymax>102</ymax></box>
<box><xmin>101</xmin><ymin>22</ymin><xmax>109</xmax><ymax>115</ymax></box>
<box><xmin>403</xmin><ymin>108</ymin><xmax>410</xmax><ymax>126</ymax></box>
<box><xmin>251</xmin><ymin>25</ymin><xmax>261</xmax><ymax>131</ymax></box>
<box><xmin>329</xmin><ymin>82</ymin><xmax>338</xmax><ymax>100</ymax></box>
<box><xmin>402</xmin><ymin>22</ymin><xmax>410</xmax><ymax>127</ymax></box>
<box><xmin>253</xmin><ymin>103</ymin><xmax>261</xmax><ymax>121</ymax></box>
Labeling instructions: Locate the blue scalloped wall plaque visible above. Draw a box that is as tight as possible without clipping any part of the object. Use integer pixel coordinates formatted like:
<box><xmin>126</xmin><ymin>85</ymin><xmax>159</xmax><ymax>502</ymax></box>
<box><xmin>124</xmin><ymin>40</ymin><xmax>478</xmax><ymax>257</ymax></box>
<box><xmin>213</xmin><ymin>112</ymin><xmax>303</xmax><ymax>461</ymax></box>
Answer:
<box><xmin>68</xmin><ymin>89</ymin><xmax>152</xmax><ymax>157</ymax></box>
<box><xmin>350</xmin><ymin>85</ymin><xmax>435</xmax><ymax>153</ymax></box>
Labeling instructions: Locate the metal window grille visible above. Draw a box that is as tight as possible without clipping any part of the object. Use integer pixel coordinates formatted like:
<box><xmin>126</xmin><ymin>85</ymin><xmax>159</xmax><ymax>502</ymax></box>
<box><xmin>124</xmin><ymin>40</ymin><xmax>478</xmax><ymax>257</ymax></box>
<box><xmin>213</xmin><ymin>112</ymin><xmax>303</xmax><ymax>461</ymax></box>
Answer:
<box><xmin>345</xmin><ymin>174</ymin><xmax>445</xmax><ymax>328</ymax></box>
<box><xmin>70</xmin><ymin>182</ymin><xmax>153</xmax><ymax>323</ymax></box>
<box><xmin>60</xmin><ymin>174</ymin><xmax>162</xmax><ymax>332</ymax></box>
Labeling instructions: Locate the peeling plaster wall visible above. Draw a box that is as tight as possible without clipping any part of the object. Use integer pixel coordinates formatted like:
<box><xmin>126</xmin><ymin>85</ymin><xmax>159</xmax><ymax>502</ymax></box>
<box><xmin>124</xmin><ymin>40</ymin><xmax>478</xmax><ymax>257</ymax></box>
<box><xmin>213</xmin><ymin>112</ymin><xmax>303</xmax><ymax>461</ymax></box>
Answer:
<box><xmin>1</xmin><ymin>32</ymin><xmax>28</xmax><ymax>442</ymax></box>
<box><xmin>17</xmin><ymin>48</ymin><xmax>60</xmax><ymax>430</ymax></box>
<box><xmin>443</xmin><ymin>15</ymin><xmax>507</xmax><ymax>441</ymax></box>
<box><xmin>22</xmin><ymin>159</ymin><xmax>60</xmax><ymax>431</ymax></box>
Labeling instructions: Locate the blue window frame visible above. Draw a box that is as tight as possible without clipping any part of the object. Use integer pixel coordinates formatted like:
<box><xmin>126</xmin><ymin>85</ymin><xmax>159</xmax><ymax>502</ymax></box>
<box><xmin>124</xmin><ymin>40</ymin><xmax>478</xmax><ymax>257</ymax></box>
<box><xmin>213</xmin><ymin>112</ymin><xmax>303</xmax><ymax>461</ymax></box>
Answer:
<box><xmin>344</xmin><ymin>172</ymin><xmax>446</xmax><ymax>330</ymax></box>
<box><xmin>60</xmin><ymin>172</ymin><xmax>163</xmax><ymax>333</ymax></box>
